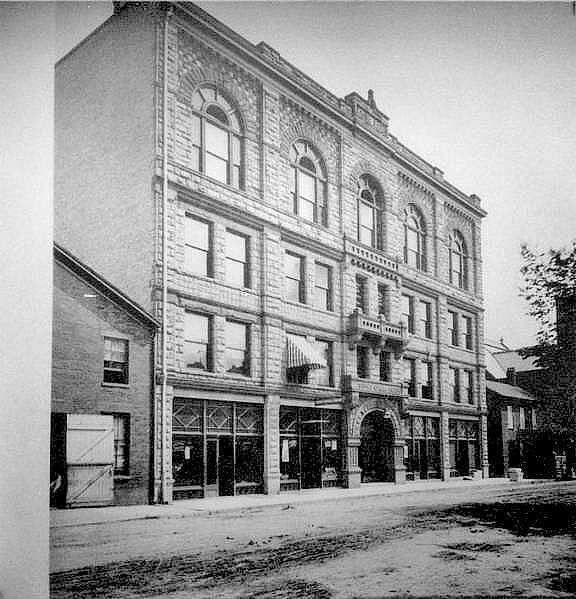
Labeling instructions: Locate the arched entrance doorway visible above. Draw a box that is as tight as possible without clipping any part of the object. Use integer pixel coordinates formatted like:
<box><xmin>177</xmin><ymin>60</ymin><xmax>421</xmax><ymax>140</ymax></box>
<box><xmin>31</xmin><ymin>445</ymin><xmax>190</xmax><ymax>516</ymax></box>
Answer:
<box><xmin>359</xmin><ymin>411</ymin><xmax>395</xmax><ymax>483</ymax></box>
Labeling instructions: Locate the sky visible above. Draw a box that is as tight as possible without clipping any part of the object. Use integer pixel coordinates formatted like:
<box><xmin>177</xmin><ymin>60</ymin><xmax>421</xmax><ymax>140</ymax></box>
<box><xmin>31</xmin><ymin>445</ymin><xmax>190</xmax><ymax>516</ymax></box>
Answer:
<box><xmin>55</xmin><ymin>1</ymin><xmax>576</xmax><ymax>350</ymax></box>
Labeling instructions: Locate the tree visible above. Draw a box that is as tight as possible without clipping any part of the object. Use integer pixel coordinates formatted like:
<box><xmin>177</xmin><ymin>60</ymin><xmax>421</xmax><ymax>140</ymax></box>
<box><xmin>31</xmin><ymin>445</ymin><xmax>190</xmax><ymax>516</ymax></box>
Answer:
<box><xmin>520</xmin><ymin>242</ymin><xmax>576</xmax><ymax>477</ymax></box>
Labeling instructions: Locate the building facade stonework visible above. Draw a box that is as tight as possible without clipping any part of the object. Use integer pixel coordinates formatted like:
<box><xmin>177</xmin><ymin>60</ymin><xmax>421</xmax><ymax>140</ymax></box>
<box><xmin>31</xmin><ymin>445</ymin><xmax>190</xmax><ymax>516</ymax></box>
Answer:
<box><xmin>55</xmin><ymin>2</ymin><xmax>488</xmax><ymax>502</ymax></box>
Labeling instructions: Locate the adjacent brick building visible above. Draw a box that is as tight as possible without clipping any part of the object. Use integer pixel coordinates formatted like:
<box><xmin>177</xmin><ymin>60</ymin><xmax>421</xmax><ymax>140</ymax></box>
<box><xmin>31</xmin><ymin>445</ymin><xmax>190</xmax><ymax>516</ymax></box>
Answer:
<box><xmin>55</xmin><ymin>2</ymin><xmax>488</xmax><ymax>502</ymax></box>
<box><xmin>51</xmin><ymin>244</ymin><xmax>158</xmax><ymax>506</ymax></box>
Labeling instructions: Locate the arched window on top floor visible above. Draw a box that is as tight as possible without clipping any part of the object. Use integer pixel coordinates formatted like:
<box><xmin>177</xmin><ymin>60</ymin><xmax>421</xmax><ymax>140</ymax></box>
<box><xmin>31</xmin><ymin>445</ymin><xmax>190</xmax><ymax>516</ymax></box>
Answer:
<box><xmin>189</xmin><ymin>84</ymin><xmax>243</xmax><ymax>188</ymax></box>
<box><xmin>357</xmin><ymin>174</ymin><xmax>383</xmax><ymax>249</ymax></box>
<box><xmin>290</xmin><ymin>140</ymin><xmax>327</xmax><ymax>226</ymax></box>
<box><xmin>403</xmin><ymin>204</ymin><xmax>427</xmax><ymax>272</ymax></box>
<box><xmin>449</xmin><ymin>230</ymin><xmax>469</xmax><ymax>290</ymax></box>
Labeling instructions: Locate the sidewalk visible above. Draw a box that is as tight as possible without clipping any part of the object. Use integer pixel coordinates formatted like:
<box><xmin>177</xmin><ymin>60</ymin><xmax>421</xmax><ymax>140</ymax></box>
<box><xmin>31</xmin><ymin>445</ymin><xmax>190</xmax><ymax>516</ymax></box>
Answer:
<box><xmin>50</xmin><ymin>477</ymin><xmax>554</xmax><ymax>530</ymax></box>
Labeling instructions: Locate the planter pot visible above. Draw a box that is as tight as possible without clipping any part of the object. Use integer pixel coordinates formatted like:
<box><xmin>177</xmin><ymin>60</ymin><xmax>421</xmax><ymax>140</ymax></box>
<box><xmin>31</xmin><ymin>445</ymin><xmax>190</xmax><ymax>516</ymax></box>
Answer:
<box><xmin>508</xmin><ymin>467</ymin><xmax>523</xmax><ymax>482</ymax></box>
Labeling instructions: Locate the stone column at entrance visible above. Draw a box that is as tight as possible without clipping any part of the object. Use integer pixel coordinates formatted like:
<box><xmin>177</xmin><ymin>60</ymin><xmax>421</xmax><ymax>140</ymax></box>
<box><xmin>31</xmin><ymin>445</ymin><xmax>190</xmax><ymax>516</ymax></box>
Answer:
<box><xmin>393</xmin><ymin>440</ymin><xmax>407</xmax><ymax>483</ymax></box>
<box><xmin>441</xmin><ymin>411</ymin><xmax>451</xmax><ymax>481</ymax></box>
<box><xmin>480</xmin><ymin>414</ymin><xmax>489</xmax><ymax>478</ymax></box>
<box><xmin>345</xmin><ymin>437</ymin><xmax>362</xmax><ymax>488</ymax></box>
<box><xmin>263</xmin><ymin>394</ymin><xmax>281</xmax><ymax>495</ymax></box>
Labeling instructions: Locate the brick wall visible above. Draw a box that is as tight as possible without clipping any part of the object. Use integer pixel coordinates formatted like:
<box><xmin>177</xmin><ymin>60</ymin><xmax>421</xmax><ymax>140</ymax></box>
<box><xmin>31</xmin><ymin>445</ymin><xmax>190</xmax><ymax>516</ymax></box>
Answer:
<box><xmin>52</xmin><ymin>261</ymin><xmax>155</xmax><ymax>505</ymax></box>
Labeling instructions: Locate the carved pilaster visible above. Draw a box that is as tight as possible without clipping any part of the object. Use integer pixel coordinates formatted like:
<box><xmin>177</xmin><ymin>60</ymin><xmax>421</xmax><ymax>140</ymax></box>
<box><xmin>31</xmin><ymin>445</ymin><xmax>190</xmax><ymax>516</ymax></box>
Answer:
<box><xmin>345</xmin><ymin>437</ymin><xmax>362</xmax><ymax>488</ymax></box>
<box><xmin>393</xmin><ymin>440</ymin><xmax>407</xmax><ymax>484</ymax></box>
<box><xmin>263</xmin><ymin>395</ymin><xmax>281</xmax><ymax>495</ymax></box>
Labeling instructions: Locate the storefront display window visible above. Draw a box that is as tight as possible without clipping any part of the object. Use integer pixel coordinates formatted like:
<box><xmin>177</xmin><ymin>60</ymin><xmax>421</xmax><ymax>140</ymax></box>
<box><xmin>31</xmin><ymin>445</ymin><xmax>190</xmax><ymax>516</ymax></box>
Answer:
<box><xmin>279</xmin><ymin>406</ymin><xmax>342</xmax><ymax>491</ymax></box>
<box><xmin>172</xmin><ymin>399</ymin><xmax>263</xmax><ymax>499</ymax></box>
<box><xmin>449</xmin><ymin>419</ymin><xmax>479</xmax><ymax>476</ymax></box>
<box><xmin>405</xmin><ymin>415</ymin><xmax>440</xmax><ymax>480</ymax></box>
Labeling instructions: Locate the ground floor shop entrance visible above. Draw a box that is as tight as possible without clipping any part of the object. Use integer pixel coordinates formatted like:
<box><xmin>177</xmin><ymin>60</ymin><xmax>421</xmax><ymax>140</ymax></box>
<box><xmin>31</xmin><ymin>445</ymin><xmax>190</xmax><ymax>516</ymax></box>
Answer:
<box><xmin>405</xmin><ymin>415</ymin><xmax>441</xmax><ymax>480</ymax></box>
<box><xmin>172</xmin><ymin>399</ymin><xmax>263</xmax><ymax>499</ymax></box>
<box><xmin>359</xmin><ymin>411</ymin><xmax>395</xmax><ymax>483</ymax></box>
<box><xmin>279</xmin><ymin>406</ymin><xmax>342</xmax><ymax>491</ymax></box>
<box><xmin>449</xmin><ymin>419</ymin><xmax>480</xmax><ymax>477</ymax></box>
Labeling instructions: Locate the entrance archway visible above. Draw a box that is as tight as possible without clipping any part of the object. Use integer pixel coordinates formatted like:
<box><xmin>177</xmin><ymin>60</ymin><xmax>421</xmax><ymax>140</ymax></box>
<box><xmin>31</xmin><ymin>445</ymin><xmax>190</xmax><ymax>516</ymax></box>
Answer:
<box><xmin>359</xmin><ymin>411</ymin><xmax>395</xmax><ymax>483</ymax></box>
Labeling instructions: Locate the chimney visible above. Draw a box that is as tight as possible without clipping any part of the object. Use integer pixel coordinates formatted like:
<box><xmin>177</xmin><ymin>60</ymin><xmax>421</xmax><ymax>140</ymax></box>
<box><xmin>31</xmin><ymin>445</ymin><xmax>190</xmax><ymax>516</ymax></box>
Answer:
<box><xmin>506</xmin><ymin>367</ymin><xmax>518</xmax><ymax>387</ymax></box>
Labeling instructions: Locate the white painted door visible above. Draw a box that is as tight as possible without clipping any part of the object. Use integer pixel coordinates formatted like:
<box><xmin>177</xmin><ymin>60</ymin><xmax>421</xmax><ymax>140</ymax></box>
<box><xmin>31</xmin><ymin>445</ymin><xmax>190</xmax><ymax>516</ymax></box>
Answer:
<box><xmin>66</xmin><ymin>414</ymin><xmax>114</xmax><ymax>507</ymax></box>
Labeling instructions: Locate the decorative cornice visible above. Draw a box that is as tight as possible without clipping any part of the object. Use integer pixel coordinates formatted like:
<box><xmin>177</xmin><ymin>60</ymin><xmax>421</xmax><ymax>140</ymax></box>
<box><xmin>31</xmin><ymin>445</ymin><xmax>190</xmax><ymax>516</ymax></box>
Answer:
<box><xmin>281</xmin><ymin>95</ymin><xmax>341</xmax><ymax>137</ymax></box>
<box><xmin>398</xmin><ymin>170</ymin><xmax>435</xmax><ymax>199</ymax></box>
<box><xmin>345</xmin><ymin>237</ymin><xmax>399</xmax><ymax>283</ymax></box>
<box><xmin>444</xmin><ymin>200</ymin><xmax>475</xmax><ymax>223</ymax></box>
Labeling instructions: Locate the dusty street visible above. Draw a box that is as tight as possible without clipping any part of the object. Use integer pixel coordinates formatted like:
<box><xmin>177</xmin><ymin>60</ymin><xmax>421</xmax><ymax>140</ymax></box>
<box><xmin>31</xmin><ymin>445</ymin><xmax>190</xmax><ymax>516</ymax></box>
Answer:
<box><xmin>50</xmin><ymin>480</ymin><xmax>576</xmax><ymax>598</ymax></box>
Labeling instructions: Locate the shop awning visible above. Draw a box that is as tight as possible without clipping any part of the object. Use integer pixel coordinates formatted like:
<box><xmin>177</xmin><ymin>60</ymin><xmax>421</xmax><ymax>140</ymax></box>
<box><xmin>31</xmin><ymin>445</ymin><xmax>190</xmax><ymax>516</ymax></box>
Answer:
<box><xmin>286</xmin><ymin>335</ymin><xmax>327</xmax><ymax>370</ymax></box>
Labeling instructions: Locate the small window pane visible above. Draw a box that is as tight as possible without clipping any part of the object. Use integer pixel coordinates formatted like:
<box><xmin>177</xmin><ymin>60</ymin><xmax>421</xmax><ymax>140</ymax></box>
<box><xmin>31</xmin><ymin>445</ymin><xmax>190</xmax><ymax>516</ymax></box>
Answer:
<box><xmin>190</xmin><ymin>114</ymin><xmax>201</xmax><ymax>145</ymax></box>
<box><xmin>205</xmin><ymin>153</ymin><xmax>228</xmax><ymax>183</ymax></box>
<box><xmin>185</xmin><ymin>217</ymin><xmax>209</xmax><ymax>250</ymax></box>
<box><xmin>205</xmin><ymin>121</ymin><xmax>228</xmax><ymax>157</ymax></box>
<box><xmin>206</xmin><ymin>104</ymin><xmax>229</xmax><ymax>125</ymax></box>
<box><xmin>226</xmin><ymin>321</ymin><xmax>247</xmax><ymax>350</ymax></box>
<box><xmin>185</xmin><ymin>313</ymin><xmax>209</xmax><ymax>342</ymax></box>
<box><xmin>285</xmin><ymin>253</ymin><xmax>302</xmax><ymax>279</ymax></box>
<box><xmin>299</xmin><ymin>170</ymin><xmax>315</xmax><ymax>201</ymax></box>
<box><xmin>299</xmin><ymin>197</ymin><xmax>315</xmax><ymax>222</ymax></box>
<box><xmin>226</xmin><ymin>261</ymin><xmax>245</xmax><ymax>288</ymax></box>
<box><xmin>227</xmin><ymin>231</ymin><xmax>246</xmax><ymax>257</ymax></box>
<box><xmin>185</xmin><ymin>247</ymin><xmax>209</xmax><ymax>276</ymax></box>
<box><xmin>359</xmin><ymin>203</ymin><xmax>374</xmax><ymax>228</ymax></box>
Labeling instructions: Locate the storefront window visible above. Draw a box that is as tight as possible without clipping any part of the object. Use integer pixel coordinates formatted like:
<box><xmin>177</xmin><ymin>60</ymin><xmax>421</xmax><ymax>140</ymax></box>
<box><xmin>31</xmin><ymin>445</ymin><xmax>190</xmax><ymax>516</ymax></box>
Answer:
<box><xmin>405</xmin><ymin>415</ymin><xmax>440</xmax><ymax>480</ymax></box>
<box><xmin>449</xmin><ymin>419</ymin><xmax>479</xmax><ymax>476</ymax></box>
<box><xmin>172</xmin><ymin>400</ymin><xmax>263</xmax><ymax>498</ymax></box>
<box><xmin>279</xmin><ymin>407</ymin><xmax>342</xmax><ymax>491</ymax></box>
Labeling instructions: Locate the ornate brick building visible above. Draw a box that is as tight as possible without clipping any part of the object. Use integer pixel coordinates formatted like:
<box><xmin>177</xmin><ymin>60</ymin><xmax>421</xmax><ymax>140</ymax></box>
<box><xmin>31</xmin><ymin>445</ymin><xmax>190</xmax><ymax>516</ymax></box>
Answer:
<box><xmin>55</xmin><ymin>2</ymin><xmax>488</xmax><ymax>502</ymax></box>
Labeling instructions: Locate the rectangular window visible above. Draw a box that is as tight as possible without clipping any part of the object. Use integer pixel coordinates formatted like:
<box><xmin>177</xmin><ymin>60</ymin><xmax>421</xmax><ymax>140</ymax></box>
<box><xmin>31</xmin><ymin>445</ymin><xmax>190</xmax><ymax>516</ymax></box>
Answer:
<box><xmin>112</xmin><ymin>414</ymin><xmax>129</xmax><ymax>475</ymax></box>
<box><xmin>356</xmin><ymin>276</ymin><xmax>367</xmax><ymax>312</ymax></box>
<box><xmin>358</xmin><ymin>202</ymin><xmax>374</xmax><ymax>247</ymax></box>
<box><xmin>464</xmin><ymin>370</ymin><xmax>474</xmax><ymax>404</ymax></box>
<box><xmin>403</xmin><ymin>357</ymin><xmax>416</xmax><ymax>397</ymax></box>
<box><xmin>421</xmin><ymin>360</ymin><xmax>433</xmax><ymax>399</ymax></box>
<box><xmin>450</xmin><ymin>367</ymin><xmax>461</xmax><ymax>402</ymax></box>
<box><xmin>103</xmin><ymin>337</ymin><xmax>129</xmax><ymax>384</ymax></box>
<box><xmin>401</xmin><ymin>294</ymin><xmax>414</xmax><ymax>334</ymax></box>
<box><xmin>519</xmin><ymin>406</ymin><xmax>526</xmax><ymax>430</ymax></box>
<box><xmin>379</xmin><ymin>351</ymin><xmax>391</xmax><ymax>382</ymax></box>
<box><xmin>205</xmin><ymin>121</ymin><xmax>229</xmax><ymax>184</ymax></box>
<box><xmin>463</xmin><ymin>316</ymin><xmax>473</xmax><ymax>350</ymax></box>
<box><xmin>285</xmin><ymin>251</ymin><xmax>304</xmax><ymax>303</ymax></box>
<box><xmin>448</xmin><ymin>310</ymin><xmax>459</xmax><ymax>346</ymax></box>
<box><xmin>184</xmin><ymin>312</ymin><xmax>211</xmax><ymax>371</ymax></box>
<box><xmin>226</xmin><ymin>230</ymin><xmax>249</xmax><ymax>288</ymax></box>
<box><xmin>377</xmin><ymin>284</ymin><xmax>387</xmax><ymax>317</ymax></box>
<box><xmin>224</xmin><ymin>320</ymin><xmax>250</xmax><ymax>376</ymax></box>
<box><xmin>507</xmin><ymin>405</ymin><xmax>514</xmax><ymax>430</ymax></box>
<box><xmin>357</xmin><ymin>346</ymin><xmax>369</xmax><ymax>379</ymax></box>
<box><xmin>185</xmin><ymin>215</ymin><xmax>211</xmax><ymax>277</ymax></box>
<box><xmin>531</xmin><ymin>409</ymin><xmax>537</xmax><ymax>430</ymax></box>
<box><xmin>314</xmin><ymin>339</ymin><xmax>333</xmax><ymax>386</ymax></box>
<box><xmin>420</xmin><ymin>300</ymin><xmax>432</xmax><ymax>339</ymax></box>
<box><xmin>314</xmin><ymin>262</ymin><xmax>332</xmax><ymax>311</ymax></box>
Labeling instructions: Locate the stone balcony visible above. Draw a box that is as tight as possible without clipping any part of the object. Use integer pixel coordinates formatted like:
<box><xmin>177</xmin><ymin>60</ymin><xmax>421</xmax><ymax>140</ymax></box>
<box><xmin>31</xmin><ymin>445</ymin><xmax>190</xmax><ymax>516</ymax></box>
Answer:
<box><xmin>348</xmin><ymin>310</ymin><xmax>408</xmax><ymax>356</ymax></box>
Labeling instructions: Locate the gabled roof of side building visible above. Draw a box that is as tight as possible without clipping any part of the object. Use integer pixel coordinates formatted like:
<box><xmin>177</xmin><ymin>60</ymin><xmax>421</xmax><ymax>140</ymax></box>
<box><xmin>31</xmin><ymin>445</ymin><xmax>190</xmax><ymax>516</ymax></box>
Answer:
<box><xmin>54</xmin><ymin>243</ymin><xmax>159</xmax><ymax>329</ymax></box>
<box><xmin>486</xmin><ymin>380</ymin><xmax>538</xmax><ymax>403</ymax></box>
<box><xmin>492</xmin><ymin>350</ymin><xmax>542</xmax><ymax>373</ymax></box>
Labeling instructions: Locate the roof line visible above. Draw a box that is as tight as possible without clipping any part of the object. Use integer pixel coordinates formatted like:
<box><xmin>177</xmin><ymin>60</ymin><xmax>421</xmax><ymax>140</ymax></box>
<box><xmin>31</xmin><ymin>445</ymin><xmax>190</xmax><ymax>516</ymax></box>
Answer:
<box><xmin>54</xmin><ymin>243</ymin><xmax>159</xmax><ymax>328</ymax></box>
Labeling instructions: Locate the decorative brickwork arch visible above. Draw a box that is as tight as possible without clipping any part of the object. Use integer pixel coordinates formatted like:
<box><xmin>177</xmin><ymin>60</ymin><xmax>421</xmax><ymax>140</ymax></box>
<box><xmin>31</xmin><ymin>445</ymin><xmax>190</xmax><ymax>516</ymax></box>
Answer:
<box><xmin>349</xmin><ymin>398</ymin><xmax>402</xmax><ymax>440</ymax></box>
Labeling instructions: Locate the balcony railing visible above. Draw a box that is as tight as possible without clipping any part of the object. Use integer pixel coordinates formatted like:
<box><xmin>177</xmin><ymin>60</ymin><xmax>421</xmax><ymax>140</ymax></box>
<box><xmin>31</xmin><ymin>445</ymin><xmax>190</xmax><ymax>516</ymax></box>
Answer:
<box><xmin>348</xmin><ymin>310</ymin><xmax>408</xmax><ymax>356</ymax></box>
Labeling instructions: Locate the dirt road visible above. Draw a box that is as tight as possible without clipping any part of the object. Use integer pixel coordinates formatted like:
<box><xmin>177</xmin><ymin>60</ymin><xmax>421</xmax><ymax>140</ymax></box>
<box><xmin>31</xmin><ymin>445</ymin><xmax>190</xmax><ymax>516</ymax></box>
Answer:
<box><xmin>50</xmin><ymin>481</ymin><xmax>576</xmax><ymax>598</ymax></box>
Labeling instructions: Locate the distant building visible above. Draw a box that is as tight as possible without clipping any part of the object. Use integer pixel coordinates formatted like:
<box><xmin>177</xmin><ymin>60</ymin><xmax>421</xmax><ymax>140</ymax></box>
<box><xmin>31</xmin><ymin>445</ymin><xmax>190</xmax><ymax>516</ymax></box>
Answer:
<box><xmin>51</xmin><ymin>244</ymin><xmax>158</xmax><ymax>507</ymax></box>
<box><xmin>54</xmin><ymin>2</ymin><xmax>488</xmax><ymax>502</ymax></box>
<box><xmin>485</xmin><ymin>342</ymin><xmax>539</xmax><ymax>477</ymax></box>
